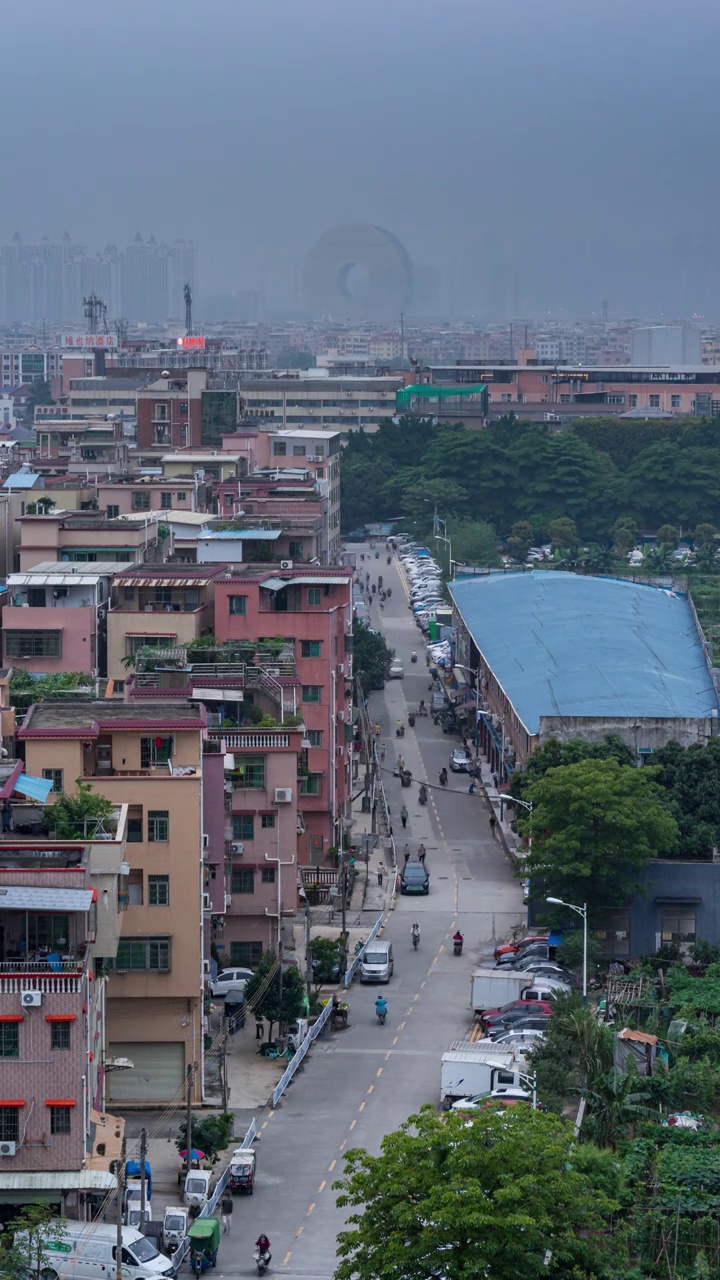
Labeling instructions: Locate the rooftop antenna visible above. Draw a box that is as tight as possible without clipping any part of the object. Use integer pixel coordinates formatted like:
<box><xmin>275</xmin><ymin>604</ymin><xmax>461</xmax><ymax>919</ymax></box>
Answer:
<box><xmin>114</xmin><ymin>318</ymin><xmax>129</xmax><ymax>346</ymax></box>
<box><xmin>184</xmin><ymin>282</ymin><xmax>193</xmax><ymax>336</ymax></box>
<box><xmin>83</xmin><ymin>293</ymin><xmax>107</xmax><ymax>335</ymax></box>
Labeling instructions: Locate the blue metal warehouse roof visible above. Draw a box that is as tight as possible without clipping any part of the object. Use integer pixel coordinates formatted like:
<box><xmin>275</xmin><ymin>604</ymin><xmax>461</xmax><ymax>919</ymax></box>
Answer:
<box><xmin>448</xmin><ymin>572</ymin><xmax>719</xmax><ymax>734</ymax></box>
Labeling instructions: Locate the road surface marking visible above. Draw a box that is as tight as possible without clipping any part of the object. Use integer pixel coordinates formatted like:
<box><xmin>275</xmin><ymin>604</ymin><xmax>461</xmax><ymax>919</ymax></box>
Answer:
<box><xmin>339</xmin><ymin>1139</ymin><xmax>347</xmax><ymax>1150</ymax></box>
<box><xmin>349</xmin><ymin>1120</ymin><xmax>357</xmax><ymax>1131</ymax></box>
<box><xmin>376</xmin><ymin>1067</ymin><xmax>383</xmax><ymax>1077</ymax></box>
<box><xmin>358</xmin><ymin>1101</ymin><xmax>366</xmax><ymax>1112</ymax></box>
<box><xmin>413</xmin><ymin>993</ymin><xmax>419</xmax><ymax>1002</ymax></box>
<box><xmin>318</xmin><ymin>1180</ymin><xmax>326</xmax><ymax>1193</ymax></box>
<box><xmin>406</xmin><ymin>1007</ymin><xmax>413</xmax><ymax>1015</ymax></box>
<box><xmin>261</xmin><ymin>1121</ymin><xmax>268</xmax><ymax>1130</ymax></box>
<box><xmin>420</xmin><ymin>980</ymin><xmax>426</xmax><ymax>989</ymax></box>
<box><xmin>438</xmin><ymin>943</ymin><xmax>445</xmax><ymax>953</ymax></box>
<box><xmin>268</xmin><ymin>1110</ymin><xmax>275</xmax><ymax>1119</ymax></box>
<box><xmin>385</xmin><ymin>1050</ymin><xmax>391</xmax><ymax>1061</ymax></box>
<box><xmin>367</xmin><ymin>1084</ymin><xmax>374</xmax><ymax>1095</ymax></box>
<box><xmin>328</xmin><ymin>1160</ymin><xmax>336</xmax><ymax>1172</ymax></box>
<box><xmin>282</xmin><ymin>1253</ymin><xmax>292</xmax><ymax>1266</ymax></box>
<box><xmin>295</xmin><ymin>1226</ymin><xmax>304</xmax><ymax>1239</ymax></box>
<box><xmin>306</xmin><ymin>1203</ymin><xmax>315</xmax><ymax>1217</ymax></box>
<box><xmin>398</xmin><ymin>1021</ymin><xmax>406</xmax><ymax>1030</ymax></box>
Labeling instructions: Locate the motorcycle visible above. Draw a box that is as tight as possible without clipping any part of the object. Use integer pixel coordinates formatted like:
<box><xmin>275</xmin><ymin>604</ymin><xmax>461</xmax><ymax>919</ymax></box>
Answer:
<box><xmin>453</xmin><ymin>935</ymin><xmax>464</xmax><ymax>956</ymax></box>
<box><xmin>375</xmin><ymin>1002</ymin><xmax>387</xmax><ymax>1025</ymax></box>
<box><xmin>396</xmin><ymin>724</ymin><xmax>405</xmax><ymax>738</ymax></box>
<box><xmin>412</xmin><ymin>926</ymin><xmax>420</xmax><ymax>951</ymax></box>
<box><xmin>418</xmin><ymin>784</ymin><xmax>428</xmax><ymax>806</ymax></box>
<box><xmin>411</xmin><ymin>652</ymin><xmax>417</xmax><ymax>663</ymax></box>
<box><xmin>408</xmin><ymin>713</ymin><xmax>416</xmax><ymax>728</ymax></box>
<box><xmin>254</xmin><ymin>1250</ymin><xmax>271</xmax><ymax>1276</ymax></box>
<box><xmin>439</xmin><ymin>769</ymin><xmax>448</xmax><ymax>787</ymax></box>
<box><xmin>387</xmin><ymin>555</ymin><xmax>392</xmax><ymax>564</ymax></box>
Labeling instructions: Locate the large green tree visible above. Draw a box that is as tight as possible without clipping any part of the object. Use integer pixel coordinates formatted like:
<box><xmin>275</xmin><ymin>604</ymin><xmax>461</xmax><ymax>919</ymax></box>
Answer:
<box><xmin>522</xmin><ymin>757</ymin><xmax>678</xmax><ymax>918</ymax></box>
<box><xmin>333</xmin><ymin>1105</ymin><xmax>623</xmax><ymax>1280</ymax></box>
<box><xmin>352</xmin><ymin>619</ymin><xmax>393</xmax><ymax>692</ymax></box>
<box><xmin>652</xmin><ymin>738</ymin><xmax>720</xmax><ymax>859</ymax></box>
<box><xmin>243</xmin><ymin>950</ymin><xmax>305</xmax><ymax>1039</ymax></box>
<box><xmin>511</xmin><ymin>734</ymin><xmax>634</xmax><ymax>801</ymax></box>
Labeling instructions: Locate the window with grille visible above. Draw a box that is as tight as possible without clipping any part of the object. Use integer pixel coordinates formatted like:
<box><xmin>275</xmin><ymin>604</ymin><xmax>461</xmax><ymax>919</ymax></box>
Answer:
<box><xmin>42</xmin><ymin>769</ymin><xmax>64</xmax><ymax>794</ymax></box>
<box><xmin>261</xmin><ymin>813</ymin><xmax>275</xmax><ymax>829</ymax></box>
<box><xmin>0</xmin><ymin>1024</ymin><xmax>19</xmax><ymax>1058</ymax></box>
<box><xmin>127</xmin><ymin>635</ymin><xmax>173</xmax><ymax>658</ymax></box>
<box><xmin>230</xmin><ymin>941</ymin><xmax>263</xmax><ymax>967</ymax></box>
<box><xmin>307</xmin><ymin>588</ymin><xmax>321</xmax><ymax>606</ymax></box>
<box><xmin>148</xmin><ymin>875</ymin><xmax>170</xmax><ymax>906</ymax></box>
<box><xmin>106</xmin><ymin>505</ymin><xmax>120</xmax><ymax>519</ymax></box>
<box><xmin>261</xmin><ymin>867</ymin><xmax>275</xmax><ymax>884</ymax></box>
<box><xmin>233</xmin><ymin>757</ymin><xmax>265</xmax><ymax>788</ymax></box>
<box><xmin>113</xmin><ymin>937</ymin><xmax>170</xmax><ymax>971</ymax></box>
<box><xmin>50</xmin><ymin>1106</ymin><xmax>72</xmax><ymax>1135</ymax></box>
<box><xmin>148</xmin><ymin>810</ymin><xmax>169</xmax><ymax>842</ymax></box>
<box><xmin>0</xmin><ymin>1109</ymin><xmax>19</xmax><ymax>1143</ymax></box>
<box><xmin>299</xmin><ymin>773</ymin><xmax>322</xmax><ymax>796</ymax></box>
<box><xmin>662</xmin><ymin>908</ymin><xmax>696</xmax><ymax>944</ymax></box>
<box><xmin>302</xmin><ymin>685</ymin><xmax>321</xmax><ymax>703</ymax></box>
<box><xmin>229</xmin><ymin>595</ymin><xmax>247</xmax><ymax>615</ymax></box>
<box><xmin>301</xmin><ymin>641</ymin><xmax>321</xmax><ymax>658</ymax></box>
<box><xmin>141</xmin><ymin>737</ymin><xmax>173</xmax><ymax>768</ymax></box>
<box><xmin>231</xmin><ymin>867</ymin><xmax>255</xmax><ymax>894</ymax></box>
<box><xmin>160</xmin><ymin>493</ymin><xmax>173</xmax><ymax>509</ymax></box>
<box><xmin>307</xmin><ymin>730</ymin><xmax>322</xmax><ymax>747</ymax></box>
<box><xmin>5</xmin><ymin>631</ymin><xmax>61</xmax><ymax>658</ymax></box>
<box><xmin>50</xmin><ymin>1022</ymin><xmax>71</xmax><ymax>1050</ymax></box>
<box><xmin>132</xmin><ymin>491</ymin><xmax>151</xmax><ymax>510</ymax></box>
<box><xmin>232</xmin><ymin>814</ymin><xmax>254</xmax><ymax>840</ymax></box>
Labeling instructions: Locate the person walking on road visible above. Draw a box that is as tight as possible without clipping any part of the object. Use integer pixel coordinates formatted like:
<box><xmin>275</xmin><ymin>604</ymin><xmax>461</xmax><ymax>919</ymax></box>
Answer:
<box><xmin>221</xmin><ymin>1191</ymin><xmax>233</xmax><ymax>1234</ymax></box>
<box><xmin>417</xmin><ymin>843</ymin><xmax>426</xmax><ymax>864</ymax></box>
<box><xmin>403</xmin><ymin>844</ymin><xmax>410</xmax><ymax>864</ymax></box>
<box><xmin>400</xmin><ymin>804</ymin><xmax>408</xmax><ymax>829</ymax></box>
<box><xmin>489</xmin><ymin>813</ymin><xmax>497</xmax><ymax>834</ymax></box>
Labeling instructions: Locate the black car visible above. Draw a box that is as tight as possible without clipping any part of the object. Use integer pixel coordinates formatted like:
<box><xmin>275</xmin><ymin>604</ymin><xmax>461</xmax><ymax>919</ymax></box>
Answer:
<box><xmin>400</xmin><ymin>863</ymin><xmax>430</xmax><ymax>895</ymax></box>
<box><xmin>486</xmin><ymin>1013</ymin><xmax>553</xmax><ymax>1039</ymax></box>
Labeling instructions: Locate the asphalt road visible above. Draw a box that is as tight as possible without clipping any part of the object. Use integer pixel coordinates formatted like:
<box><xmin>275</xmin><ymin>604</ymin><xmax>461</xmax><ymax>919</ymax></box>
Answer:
<box><xmin>214</xmin><ymin>545</ymin><xmax>524</xmax><ymax>1279</ymax></box>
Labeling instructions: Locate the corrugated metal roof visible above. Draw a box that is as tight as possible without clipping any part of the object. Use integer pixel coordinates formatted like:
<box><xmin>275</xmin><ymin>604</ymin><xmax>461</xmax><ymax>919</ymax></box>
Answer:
<box><xmin>0</xmin><ymin>887</ymin><xmax>93</xmax><ymax>912</ymax></box>
<box><xmin>114</xmin><ymin>577</ymin><xmax>210</xmax><ymax>588</ymax></box>
<box><xmin>0</xmin><ymin>1170</ymin><xmax>116</xmax><ymax>1190</ymax></box>
<box><xmin>9</xmin><ymin>561</ymin><xmax>120</xmax><ymax>584</ymax></box>
<box><xmin>13</xmin><ymin>773</ymin><xmax>53</xmax><ymax>803</ymax></box>
<box><xmin>449</xmin><ymin>571</ymin><xmax>719</xmax><ymax>734</ymax></box>
<box><xmin>201</xmin><ymin>529</ymin><xmax>281</xmax><ymax>540</ymax></box>
<box><xmin>3</xmin><ymin>470</ymin><xmax>39</xmax><ymax>490</ymax></box>
<box><xmin>165</xmin><ymin>512</ymin><xmax>214</xmax><ymax>526</ymax></box>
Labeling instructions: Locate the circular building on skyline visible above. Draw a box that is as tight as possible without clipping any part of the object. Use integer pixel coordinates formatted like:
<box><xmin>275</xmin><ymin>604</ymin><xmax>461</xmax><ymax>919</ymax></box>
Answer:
<box><xmin>302</xmin><ymin>223</ymin><xmax>413</xmax><ymax>320</ymax></box>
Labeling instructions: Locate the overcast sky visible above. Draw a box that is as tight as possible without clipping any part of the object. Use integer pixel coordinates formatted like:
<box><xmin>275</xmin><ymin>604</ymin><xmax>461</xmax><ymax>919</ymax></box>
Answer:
<box><xmin>4</xmin><ymin>0</ymin><xmax>720</xmax><ymax>318</ymax></box>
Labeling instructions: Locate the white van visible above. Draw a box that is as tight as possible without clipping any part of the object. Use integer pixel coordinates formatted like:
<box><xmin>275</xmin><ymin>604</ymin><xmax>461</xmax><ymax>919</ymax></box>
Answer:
<box><xmin>17</xmin><ymin>1221</ymin><xmax>172</xmax><ymax>1280</ymax></box>
<box><xmin>360</xmin><ymin>939</ymin><xmax>393</xmax><ymax>983</ymax></box>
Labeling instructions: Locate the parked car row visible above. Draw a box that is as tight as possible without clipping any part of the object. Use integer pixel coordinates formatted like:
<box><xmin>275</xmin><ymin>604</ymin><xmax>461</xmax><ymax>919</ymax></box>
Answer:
<box><xmin>396</xmin><ymin>541</ymin><xmax>446</xmax><ymax>629</ymax></box>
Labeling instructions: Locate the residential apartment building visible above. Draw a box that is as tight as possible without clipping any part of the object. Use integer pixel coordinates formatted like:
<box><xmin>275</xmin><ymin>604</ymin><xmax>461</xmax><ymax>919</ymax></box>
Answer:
<box><xmin>426</xmin><ymin>362</ymin><xmax>720</xmax><ymax>419</ymax></box>
<box><xmin>262</xmin><ymin>432</ymin><xmax>342</xmax><ymax>560</ymax></box>
<box><xmin>213</xmin><ymin>565</ymin><xmax>353</xmax><ymax>861</ymax></box>
<box><xmin>97</xmin><ymin>478</ymin><xmax>197</xmax><ymax>519</ymax></box>
<box><xmin>3</xmin><ymin>561</ymin><xmax>116</xmax><ymax>676</ymax></box>
<box><xmin>0</xmin><ymin>755</ymin><xmax>127</xmax><ymax>1209</ymax></box>
<box><xmin>125</xmin><ymin>644</ymin><xmax>302</xmax><ymax>969</ymax></box>
<box><xmin>106</xmin><ymin>563</ymin><xmax>222</xmax><ymax>681</ymax></box>
<box><xmin>19</xmin><ymin>700</ymin><xmax>208</xmax><ymax>1105</ymax></box>
<box><xmin>238</xmin><ymin>375</ymin><xmax>403</xmax><ymax>433</ymax></box>
<box><xmin>33</xmin><ymin>417</ymin><xmax>129</xmax><ymax>478</ymax></box>
<box><xmin>18</xmin><ymin>510</ymin><xmax>168</xmax><ymax>572</ymax></box>
<box><xmin>136</xmin><ymin>371</ymin><xmax>241</xmax><ymax>452</ymax></box>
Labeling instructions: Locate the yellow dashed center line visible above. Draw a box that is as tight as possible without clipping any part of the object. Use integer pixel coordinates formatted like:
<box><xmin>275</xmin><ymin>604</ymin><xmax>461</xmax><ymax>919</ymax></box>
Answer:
<box><xmin>306</xmin><ymin>1203</ymin><xmax>315</xmax><ymax>1217</ymax></box>
<box><xmin>385</xmin><ymin>1050</ymin><xmax>391</xmax><ymax>1061</ymax></box>
<box><xmin>358</xmin><ymin>1101</ymin><xmax>366</xmax><ymax>1112</ymax></box>
<box><xmin>260</xmin><ymin>1120</ymin><xmax>268</xmax><ymax>1130</ymax></box>
<box><xmin>349</xmin><ymin>1120</ymin><xmax>356</xmax><ymax>1131</ymax></box>
<box><xmin>376</xmin><ymin>1067</ymin><xmax>383</xmax><ymax>1077</ymax></box>
<box><xmin>367</xmin><ymin>1084</ymin><xmax>374</xmax><ymax>1095</ymax></box>
<box><xmin>328</xmin><ymin>1159</ymin><xmax>336</xmax><ymax>1172</ymax></box>
<box><xmin>420</xmin><ymin>980</ymin><xmax>426</xmax><ymax>989</ymax></box>
<box><xmin>398</xmin><ymin>1021</ymin><xmax>406</xmax><ymax>1031</ymax></box>
<box><xmin>295</xmin><ymin>1226</ymin><xmax>304</xmax><ymax>1239</ymax></box>
<box><xmin>282</xmin><ymin>1253</ymin><xmax>292</xmax><ymax>1266</ymax></box>
<box><xmin>318</xmin><ymin>1180</ymin><xmax>326</xmax><ymax>1193</ymax></box>
<box><xmin>339</xmin><ymin>1139</ymin><xmax>347</xmax><ymax>1151</ymax></box>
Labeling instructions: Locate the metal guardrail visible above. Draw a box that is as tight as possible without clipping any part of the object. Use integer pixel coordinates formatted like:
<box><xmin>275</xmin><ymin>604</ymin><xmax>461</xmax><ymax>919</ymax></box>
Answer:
<box><xmin>169</xmin><ymin>1117</ymin><xmax>257</xmax><ymax>1275</ymax></box>
<box><xmin>343</xmin><ymin>911</ymin><xmax>385</xmax><ymax>988</ymax></box>
<box><xmin>271</xmin><ymin>998</ymin><xmax>334</xmax><ymax>1107</ymax></box>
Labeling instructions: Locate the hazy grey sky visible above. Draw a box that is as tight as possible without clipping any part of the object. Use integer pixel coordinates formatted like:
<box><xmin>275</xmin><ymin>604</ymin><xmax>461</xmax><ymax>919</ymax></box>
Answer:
<box><xmin>5</xmin><ymin>0</ymin><xmax>720</xmax><ymax>317</ymax></box>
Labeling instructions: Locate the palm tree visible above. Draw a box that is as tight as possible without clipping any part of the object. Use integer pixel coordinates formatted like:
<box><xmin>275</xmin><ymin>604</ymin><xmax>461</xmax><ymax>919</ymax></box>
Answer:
<box><xmin>584</xmin><ymin>543</ymin><xmax>615</xmax><ymax>574</ymax></box>
<box><xmin>642</xmin><ymin>543</ymin><xmax>673</xmax><ymax>573</ymax></box>
<box><xmin>579</xmin><ymin>1067</ymin><xmax>657</xmax><ymax>1148</ymax></box>
<box><xmin>695</xmin><ymin>543</ymin><xmax>719</xmax><ymax>573</ymax></box>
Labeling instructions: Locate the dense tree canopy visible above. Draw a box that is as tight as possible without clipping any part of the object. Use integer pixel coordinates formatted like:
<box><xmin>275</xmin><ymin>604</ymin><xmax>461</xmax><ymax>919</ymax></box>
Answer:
<box><xmin>333</xmin><ymin>1105</ymin><xmax>623</xmax><ymax>1280</ymax></box>
<box><xmin>353</xmin><ymin>619</ymin><xmax>393</xmax><ymax>692</ymax></box>
<box><xmin>522</xmin><ymin>757</ymin><xmax>678</xmax><ymax>919</ymax></box>
<box><xmin>341</xmin><ymin>414</ymin><xmax>720</xmax><ymax>541</ymax></box>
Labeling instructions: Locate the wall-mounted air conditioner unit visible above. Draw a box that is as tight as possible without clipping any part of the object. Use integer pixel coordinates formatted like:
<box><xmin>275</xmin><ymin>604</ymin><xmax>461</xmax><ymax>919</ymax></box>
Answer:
<box><xmin>337</xmin><ymin>710</ymin><xmax>345</xmax><ymax>721</ymax></box>
<box><xmin>20</xmin><ymin>991</ymin><xmax>41</xmax><ymax>1009</ymax></box>
<box><xmin>279</xmin><ymin>560</ymin><xmax>293</xmax><ymax>570</ymax></box>
<box><xmin>224</xmin><ymin>894</ymin><xmax>232</xmax><ymax>911</ymax></box>
<box><xmin>337</xmin><ymin>746</ymin><xmax>344</xmax><ymax>756</ymax></box>
<box><xmin>0</xmin><ymin>1142</ymin><xmax>16</xmax><ymax>1156</ymax></box>
<box><xmin>337</xmin><ymin>663</ymin><xmax>344</xmax><ymax>675</ymax></box>
<box><xmin>231</xmin><ymin>842</ymin><xmax>244</xmax><ymax>855</ymax></box>
<box><xmin>274</xmin><ymin>788</ymin><xmax>292</xmax><ymax>804</ymax></box>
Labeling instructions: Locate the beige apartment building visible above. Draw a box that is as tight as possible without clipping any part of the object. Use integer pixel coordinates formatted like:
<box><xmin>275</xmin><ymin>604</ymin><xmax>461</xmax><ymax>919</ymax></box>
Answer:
<box><xmin>19</xmin><ymin>700</ymin><xmax>208</xmax><ymax>1105</ymax></box>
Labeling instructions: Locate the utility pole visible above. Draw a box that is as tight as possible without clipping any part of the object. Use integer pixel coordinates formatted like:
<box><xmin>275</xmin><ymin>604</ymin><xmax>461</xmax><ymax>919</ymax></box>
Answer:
<box><xmin>115</xmin><ymin>1135</ymin><xmax>126</xmax><ymax>1280</ymax></box>
<box><xmin>139</xmin><ymin>1128</ymin><xmax>147</xmax><ymax>1222</ymax></box>
<box><xmin>221</xmin><ymin>1033</ymin><xmax>229</xmax><ymax>1113</ymax></box>
<box><xmin>184</xmin><ymin>1063</ymin><xmax>194</xmax><ymax>1178</ymax></box>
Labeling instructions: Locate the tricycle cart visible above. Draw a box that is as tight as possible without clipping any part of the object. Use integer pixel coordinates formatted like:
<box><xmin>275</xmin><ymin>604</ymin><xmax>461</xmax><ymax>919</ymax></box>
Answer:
<box><xmin>228</xmin><ymin>1148</ymin><xmax>256</xmax><ymax>1194</ymax></box>
<box><xmin>188</xmin><ymin>1216</ymin><xmax>220</xmax><ymax>1276</ymax></box>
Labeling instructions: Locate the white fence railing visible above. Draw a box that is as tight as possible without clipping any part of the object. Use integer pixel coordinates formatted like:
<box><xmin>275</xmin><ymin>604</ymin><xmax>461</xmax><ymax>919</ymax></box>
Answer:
<box><xmin>169</xmin><ymin>1116</ymin><xmax>257</xmax><ymax>1275</ymax></box>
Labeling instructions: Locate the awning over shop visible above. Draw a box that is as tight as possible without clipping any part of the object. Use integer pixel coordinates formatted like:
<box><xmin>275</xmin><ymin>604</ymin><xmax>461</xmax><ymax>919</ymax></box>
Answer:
<box><xmin>0</xmin><ymin>887</ymin><xmax>94</xmax><ymax>912</ymax></box>
<box><xmin>0</xmin><ymin>1169</ymin><xmax>116</xmax><ymax>1191</ymax></box>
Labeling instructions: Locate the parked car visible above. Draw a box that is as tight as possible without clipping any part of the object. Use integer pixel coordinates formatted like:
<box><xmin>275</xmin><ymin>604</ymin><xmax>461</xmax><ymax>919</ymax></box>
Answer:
<box><xmin>388</xmin><ymin>659</ymin><xmax>405</xmax><ymax>679</ymax></box>
<box><xmin>487</xmin><ymin>1015</ymin><xmax>553</xmax><ymax>1040</ymax></box>
<box><xmin>494</xmin><ymin>932</ymin><xmax>550</xmax><ymax>960</ymax></box>
<box><xmin>491</xmin><ymin>1028</ymin><xmax>547</xmax><ymax>1050</ymax></box>
<box><xmin>210</xmin><ymin>967</ymin><xmax>254</xmax><ymax>998</ymax></box>
<box><xmin>481</xmin><ymin>999</ymin><xmax>555</xmax><ymax>1029</ymax></box>
<box><xmin>495</xmin><ymin>942</ymin><xmax>554</xmax><ymax>967</ymax></box>
<box><xmin>400</xmin><ymin>863</ymin><xmax>430</xmax><ymax>895</ymax></box>
<box><xmin>449</xmin><ymin>748</ymin><xmax>469</xmax><ymax>773</ymax></box>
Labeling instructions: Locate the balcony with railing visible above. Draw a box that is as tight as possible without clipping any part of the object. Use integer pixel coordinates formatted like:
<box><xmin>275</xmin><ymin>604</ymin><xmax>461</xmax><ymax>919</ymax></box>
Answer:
<box><xmin>128</xmin><ymin>644</ymin><xmax>299</xmax><ymax>719</ymax></box>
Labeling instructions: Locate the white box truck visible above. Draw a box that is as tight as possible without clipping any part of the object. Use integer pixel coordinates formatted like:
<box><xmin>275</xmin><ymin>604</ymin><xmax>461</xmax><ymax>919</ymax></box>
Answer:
<box><xmin>470</xmin><ymin>967</ymin><xmax>569</xmax><ymax>1016</ymax></box>
<box><xmin>440</xmin><ymin>1042</ymin><xmax>519</xmax><ymax>1108</ymax></box>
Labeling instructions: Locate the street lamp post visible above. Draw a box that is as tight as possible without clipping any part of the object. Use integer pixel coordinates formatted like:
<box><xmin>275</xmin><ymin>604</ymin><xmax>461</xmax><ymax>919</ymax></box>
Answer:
<box><xmin>499</xmin><ymin>794</ymin><xmax>532</xmax><ymax>853</ymax></box>
<box><xmin>546</xmin><ymin>897</ymin><xmax>588</xmax><ymax>1004</ymax></box>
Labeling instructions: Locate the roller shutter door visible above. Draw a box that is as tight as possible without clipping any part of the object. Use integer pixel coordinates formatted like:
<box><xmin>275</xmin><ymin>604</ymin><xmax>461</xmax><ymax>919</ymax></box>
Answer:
<box><xmin>107</xmin><ymin>1041</ymin><xmax>185</xmax><ymax>1104</ymax></box>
